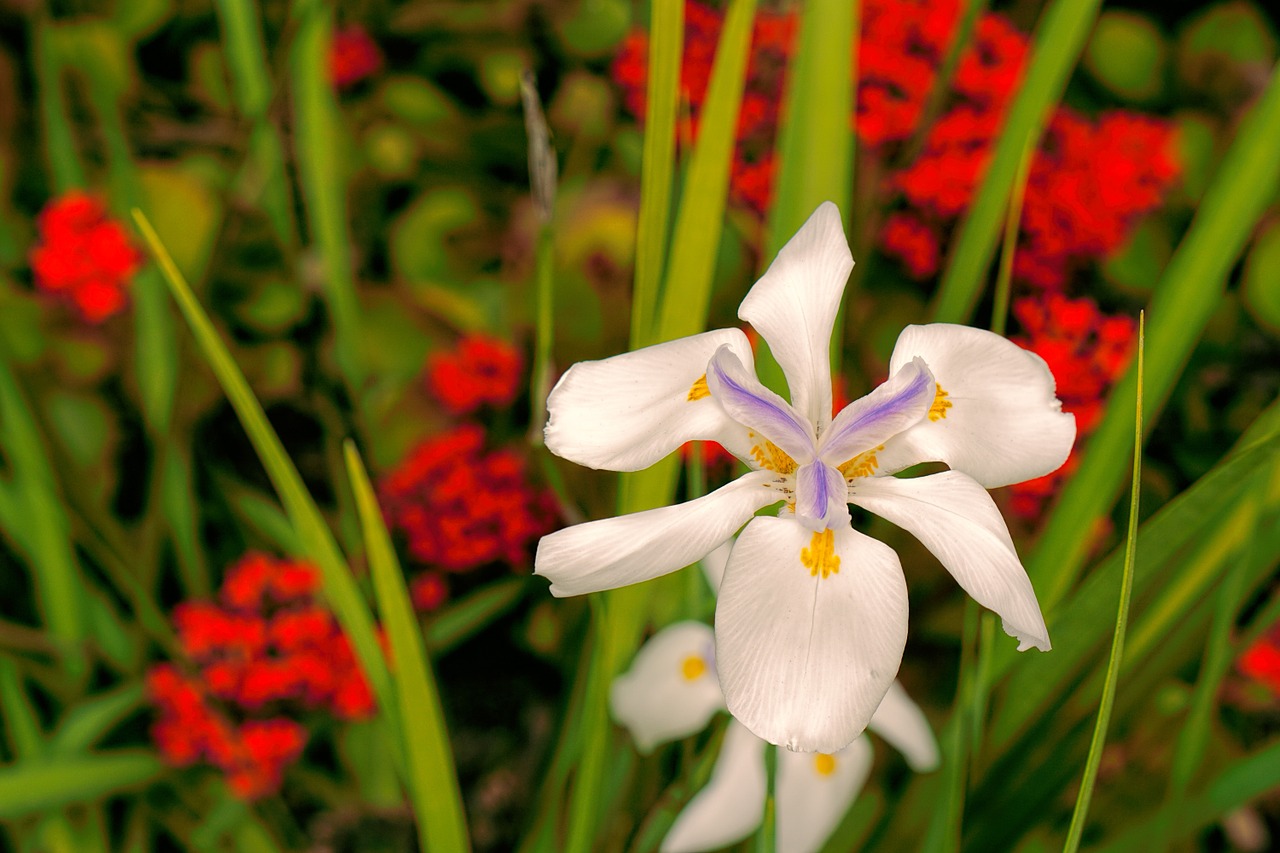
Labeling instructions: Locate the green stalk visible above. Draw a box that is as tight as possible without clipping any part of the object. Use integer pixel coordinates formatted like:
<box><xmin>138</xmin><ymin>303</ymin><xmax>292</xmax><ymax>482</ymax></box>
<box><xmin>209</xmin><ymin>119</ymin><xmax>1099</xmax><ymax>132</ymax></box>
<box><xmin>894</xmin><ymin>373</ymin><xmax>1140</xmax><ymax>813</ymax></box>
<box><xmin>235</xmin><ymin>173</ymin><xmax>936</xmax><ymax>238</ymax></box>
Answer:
<box><xmin>1030</xmin><ymin>64</ymin><xmax>1280</xmax><ymax>611</ymax></box>
<box><xmin>32</xmin><ymin>21</ymin><xmax>83</xmax><ymax>192</ymax></box>
<box><xmin>1062</xmin><ymin>314</ymin><xmax>1144</xmax><ymax>853</ymax></box>
<box><xmin>930</xmin><ymin>0</ymin><xmax>1102</xmax><ymax>324</ymax></box>
<box><xmin>521</xmin><ymin>71</ymin><xmax>557</xmax><ymax>443</ymax></box>
<box><xmin>344</xmin><ymin>444</ymin><xmax>471</xmax><ymax>853</ymax></box>
<box><xmin>631</xmin><ymin>0</ymin><xmax>683</xmax><ymax>348</ymax></box>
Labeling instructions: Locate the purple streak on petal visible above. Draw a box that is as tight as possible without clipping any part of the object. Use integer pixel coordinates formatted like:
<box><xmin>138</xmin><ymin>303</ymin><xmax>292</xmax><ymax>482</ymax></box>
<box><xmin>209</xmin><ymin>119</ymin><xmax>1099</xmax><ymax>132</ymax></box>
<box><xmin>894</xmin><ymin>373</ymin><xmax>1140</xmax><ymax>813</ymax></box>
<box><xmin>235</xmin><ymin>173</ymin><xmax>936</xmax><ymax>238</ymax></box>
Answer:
<box><xmin>707</xmin><ymin>347</ymin><xmax>815</xmax><ymax>463</ymax></box>
<box><xmin>819</xmin><ymin>358</ymin><xmax>935</xmax><ymax>465</ymax></box>
<box><xmin>795</xmin><ymin>461</ymin><xmax>850</xmax><ymax>530</ymax></box>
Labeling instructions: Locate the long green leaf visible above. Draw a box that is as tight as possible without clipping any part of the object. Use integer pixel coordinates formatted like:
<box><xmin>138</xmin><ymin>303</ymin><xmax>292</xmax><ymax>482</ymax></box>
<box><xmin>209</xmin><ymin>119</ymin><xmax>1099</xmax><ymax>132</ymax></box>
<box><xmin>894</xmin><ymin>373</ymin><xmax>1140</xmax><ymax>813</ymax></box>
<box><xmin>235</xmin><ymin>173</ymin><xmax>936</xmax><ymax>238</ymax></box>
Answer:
<box><xmin>1030</xmin><ymin>63</ymin><xmax>1280</xmax><ymax>610</ymax></box>
<box><xmin>1062</xmin><ymin>314</ymin><xmax>1143</xmax><ymax>852</ymax></box>
<box><xmin>344</xmin><ymin>442</ymin><xmax>470</xmax><ymax>853</ymax></box>
<box><xmin>630</xmin><ymin>0</ymin><xmax>683</xmax><ymax>348</ymax></box>
<box><xmin>0</xmin><ymin>751</ymin><xmax>161</xmax><ymax>819</ymax></box>
<box><xmin>289</xmin><ymin>0</ymin><xmax>364</xmax><ymax>389</ymax></box>
<box><xmin>425</xmin><ymin>577</ymin><xmax>526</xmax><ymax>655</ymax></box>
<box><xmin>131</xmin><ymin>210</ymin><xmax>395</xmax><ymax>731</ymax></box>
<box><xmin>49</xmin><ymin>684</ymin><xmax>145</xmax><ymax>756</ymax></box>
<box><xmin>0</xmin><ymin>658</ymin><xmax>44</xmax><ymax>759</ymax></box>
<box><xmin>32</xmin><ymin>21</ymin><xmax>83</xmax><ymax>192</ymax></box>
<box><xmin>930</xmin><ymin>0</ymin><xmax>1102</xmax><ymax>323</ymax></box>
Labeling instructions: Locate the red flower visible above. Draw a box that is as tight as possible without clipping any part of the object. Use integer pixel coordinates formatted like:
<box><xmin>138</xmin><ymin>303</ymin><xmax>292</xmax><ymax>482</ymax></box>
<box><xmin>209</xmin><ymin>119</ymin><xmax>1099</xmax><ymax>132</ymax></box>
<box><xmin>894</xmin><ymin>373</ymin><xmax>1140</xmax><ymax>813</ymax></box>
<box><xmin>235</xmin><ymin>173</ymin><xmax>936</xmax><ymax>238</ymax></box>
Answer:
<box><xmin>410</xmin><ymin>572</ymin><xmax>450</xmax><ymax>611</ymax></box>
<box><xmin>329</xmin><ymin>25</ymin><xmax>383</xmax><ymax>90</ymax></box>
<box><xmin>426</xmin><ymin>335</ymin><xmax>524</xmax><ymax>416</ymax></box>
<box><xmin>29</xmin><ymin>191</ymin><xmax>141</xmax><ymax>322</ymax></box>
<box><xmin>1239</xmin><ymin>634</ymin><xmax>1280</xmax><ymax>696</ymax></box>
<box><xmin>380</xmin><ymin>425</ymin><xmax>557</xmax><ymax>572</ymax></box>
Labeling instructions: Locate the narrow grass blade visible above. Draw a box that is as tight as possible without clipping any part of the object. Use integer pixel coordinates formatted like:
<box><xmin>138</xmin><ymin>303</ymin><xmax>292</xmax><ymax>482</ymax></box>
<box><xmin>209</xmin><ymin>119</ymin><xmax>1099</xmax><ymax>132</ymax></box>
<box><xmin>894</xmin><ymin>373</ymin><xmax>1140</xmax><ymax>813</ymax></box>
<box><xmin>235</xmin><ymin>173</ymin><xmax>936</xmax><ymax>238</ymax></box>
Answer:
<box><xmin>0</xmin><ymin>354</ymin><xmax>85</xmax><ymax>672</ymax></box>
<box><xmin>32</xmin><ymin>22</ymin><xmax>83</xmax><ymax>192</ymax></box>
<box><xmin>1030</xmin><ymin>63</ymin><xmax>1280</xmax><ymax>611</ymax></box>
<box><xmin>0</xmin><ymin>751</ymin><xmax>161</xmax><ymax>819</ymax></box>
<box><xmin>290</xmin><ymin>2</ymin><xmax>365</xmax><ymax>389</ymax></box>
<box><xmin>630</xmin><ymin>0</ymin><xmax>683</xmax><ymax>349</ymax></box>
<box><xmin>0</xmin><ymin>659</ymin><xmax>44</xmax><ymax>758</ymax></box>
<box><xmin>755</xmin><ymin>0</ymin><xmax>858</xmax><ymax>396</ymax></box>
<box><xmin>930</xmin><ymin>0</ymin><xmax>1102</xmax><ymax>324</ymax></box>
<box><xmin>521</xmin><ymin>72</ymin><xmax>557</xmax><ymax>443</ymax></box>
<box><xmin>989</xmin><ymin>138</ymin><xmax>1033</xmax><ymax>337</ymax></box>
<box><xmin>49</xmin><ymin>684</ymin><xmax>145</xmax><ymax>756</ymax></box>
<box><xmin>425</xmin><ymin>577</ymin><xmax>526</xmax><ymax>655</ymax></box>
<box><xmin>344</xmin><ymin>442</ymin><xmax>471</xmax><ymax>853</ymax></box>
<box><xmin>132</xmin><ymin>210</ymin><xmax>395</xmax><ymax>727</ymax></box>
<box><xmin>1062</xmin><ymin>313</ymin><xmax>1143</xmax><ymax>853</ymax></box>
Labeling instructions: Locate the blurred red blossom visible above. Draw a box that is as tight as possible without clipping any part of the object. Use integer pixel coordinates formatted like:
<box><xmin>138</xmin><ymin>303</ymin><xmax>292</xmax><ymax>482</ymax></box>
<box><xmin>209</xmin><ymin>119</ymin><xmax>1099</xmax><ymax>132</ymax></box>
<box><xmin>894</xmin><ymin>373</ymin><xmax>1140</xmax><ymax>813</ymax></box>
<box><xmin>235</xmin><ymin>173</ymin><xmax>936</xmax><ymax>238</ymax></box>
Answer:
<box><xmin>329</xmin><ymin>25</ymin><xmax>383</xmax><ymax>90</ymax></box>
<box><xmin>147</xmin><ymin>554</ymin><xmax>376</xmax><ymax>799</ymax></box>
<box><xmin>1007</xmin><ymin>295</ymin><xmax>1136</xmax><ymax>520</ymax></box>
<box><xmin>1239</xmin><ymin>631</ymin><xmax>1280</xmax><ymax>697</ymax></box>
<box><xmin>426</xmin><ymin>335</ymin><xmax>524</xmax><ymax>416</ymax></box>
<box><xmin>29</xmin><ymin>191</ymin><xmax>142</xmax><ymax>322</ymax></box>
<box><xmin>380</xmin><ymin>425</ymin><xmax>557</xmax><ymax>573</ymax></box>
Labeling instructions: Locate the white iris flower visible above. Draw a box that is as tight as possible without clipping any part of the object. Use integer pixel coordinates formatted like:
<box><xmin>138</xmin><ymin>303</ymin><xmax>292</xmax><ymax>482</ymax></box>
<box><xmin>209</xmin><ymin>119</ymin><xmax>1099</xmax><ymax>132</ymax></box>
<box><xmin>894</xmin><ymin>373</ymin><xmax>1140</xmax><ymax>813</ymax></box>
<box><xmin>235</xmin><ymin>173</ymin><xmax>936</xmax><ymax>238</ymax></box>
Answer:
<box><xmin>535</xmin><ymin>202</ymin><xmax>1075</xmax><ymax>752</ymax></box>
<box><xmin>610</xmin><ymin>619</ymin><xmax>939</xmax><ymax>853</ymax></box>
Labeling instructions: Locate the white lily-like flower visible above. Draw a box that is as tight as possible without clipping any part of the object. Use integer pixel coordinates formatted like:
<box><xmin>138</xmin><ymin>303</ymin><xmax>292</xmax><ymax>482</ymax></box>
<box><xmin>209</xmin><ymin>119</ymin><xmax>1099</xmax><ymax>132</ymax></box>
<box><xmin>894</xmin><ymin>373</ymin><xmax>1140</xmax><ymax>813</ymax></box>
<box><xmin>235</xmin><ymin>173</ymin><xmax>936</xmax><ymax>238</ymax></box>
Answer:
<box><xmin>537</xmin><ymin>202</ymin><xmax>1075</xmax><ymax>752</ymax></box>
<box><xmin>611</xmin><ymin>620</ymin><xmax>939</xmax><ymax>853</ymax></box>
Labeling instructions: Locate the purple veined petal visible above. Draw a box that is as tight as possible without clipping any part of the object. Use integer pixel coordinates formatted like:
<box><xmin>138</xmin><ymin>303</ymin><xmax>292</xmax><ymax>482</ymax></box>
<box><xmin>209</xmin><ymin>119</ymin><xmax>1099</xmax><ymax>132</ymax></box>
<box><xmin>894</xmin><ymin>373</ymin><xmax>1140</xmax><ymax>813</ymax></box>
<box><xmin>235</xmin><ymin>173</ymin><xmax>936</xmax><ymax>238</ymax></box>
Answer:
<box><xmin>819</xmin><ymin>357</ymin><xmax>935</xmax><ymax>468</ymax></box>
<box><xmin>794</xmin><ymin>461</ymin><xmax>850</xmax><ymax>531</ymax></box>
<box><xmin>706</xmin><ymin>346</ymin><xmax>816</xmax><ymax>465</ymax></box>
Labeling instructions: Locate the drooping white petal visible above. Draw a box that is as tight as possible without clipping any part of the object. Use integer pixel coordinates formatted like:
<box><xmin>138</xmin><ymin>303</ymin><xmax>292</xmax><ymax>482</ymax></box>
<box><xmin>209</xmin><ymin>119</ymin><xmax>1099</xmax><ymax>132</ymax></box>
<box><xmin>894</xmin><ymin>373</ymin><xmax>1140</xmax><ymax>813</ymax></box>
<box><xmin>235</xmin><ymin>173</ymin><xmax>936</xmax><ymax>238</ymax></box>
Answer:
<box><xmin>794</xmin><ymin>461</ymin><xmax>850</xmax><ymax>531</ymax></box>
<box><xmin>706</xmin><ymin>346</ymin><xmax>815</xmax><ymax>464</ymax></box>
<box><xmin>661</xmin><ymin>720</ymin><xmax>767</xmax><ymax>853</ymax></box>
<box><xmin>700</xmin><ymin>539</ymin><xmax>734</xmax><ymax>595</ymax></box>
<box><xmin>738</xmin><ymin>202</ymin><xmax>854</xmax><ymax>433</ymax></box>
<box><xmin>867</xmin><ymin>682</ymin><xmax>940</xmax><ymax>772</ymax></box>
<box><xmin>878</xmin><ymin>323</ymin><xmax>1076</xmax><ymax>487</ymax></box>
<box><xmin>819</xmin><ymin>357</ymin><xmax>935</xmax><ymax>466</ymax></box>
<box><xmin>610</xmin><ymin>622</ymin><xmax>724</xmax><ymax>754</ymax></box>
<box><xmin>536</xmin><ymin>471</ymin><xmax>777</xmax><ymax>597</ymax></box>
<box><xmin>544</xmin><ymin>328</ymin><xmax>756</xmax><ymax>472</ymax></box>
<box><xmin>775</xmin><ymin>737</ymin><xmax>874</xmax><ymax>853</ymax></box>
<box><xmin>849</xmin><ymin>471</ymin><xmax>1051</xmax><ymax>651</ymax></box>
<box><xmin>716</xmin><ymin>517</ymin><xmax>909</xmax><ymax>752</ymax></box>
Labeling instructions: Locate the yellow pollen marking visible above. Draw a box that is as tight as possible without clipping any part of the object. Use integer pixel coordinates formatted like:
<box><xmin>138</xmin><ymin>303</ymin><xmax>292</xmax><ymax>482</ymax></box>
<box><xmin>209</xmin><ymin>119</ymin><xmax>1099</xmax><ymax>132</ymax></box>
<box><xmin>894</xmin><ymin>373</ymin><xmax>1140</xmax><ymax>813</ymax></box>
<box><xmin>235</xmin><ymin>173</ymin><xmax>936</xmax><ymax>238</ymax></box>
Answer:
<box><xmin>839</xmin><ymin>445</ymin><xmax>883</xmax><ymax>479</ymax></box>
<box><xmin>680</xmin><ymin>655</ymin><xmax>707</xmax><ymax>681</ymax></box>
<box><xmin>801</xmin><ymin>529</ymin><xmax>840</xmax><ymax>579</ymax></box>
<box><xmin>929</xmin><ymin>383</ymin><xmax>953</xmax><ymax>421</ymax></box>
<box><xmin>814</xmin><ymin>754</ymin><xmax>837</xmax><ymax>776</ymax></box>
<box><xmin>687</xmin><ymin>374</ymin><xmax>711</xmax><ymax>401</ymax></box>
<box><xmin>750</xmin><ymin>439</ymin><xmax>797</xmax><ymax>474</ymax></box>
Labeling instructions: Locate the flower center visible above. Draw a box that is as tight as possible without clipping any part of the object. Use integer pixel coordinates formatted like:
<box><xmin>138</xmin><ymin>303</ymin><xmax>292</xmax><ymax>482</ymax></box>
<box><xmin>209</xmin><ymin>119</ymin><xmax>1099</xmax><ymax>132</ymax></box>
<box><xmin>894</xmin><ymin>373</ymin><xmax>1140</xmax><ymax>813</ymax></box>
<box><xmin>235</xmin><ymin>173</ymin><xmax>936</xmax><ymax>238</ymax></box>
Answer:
<box><xmin>813</xmin><ymin>753</ymin><xmax>838</xmax><ymax>776</ymax></box>
<box><xmin>801</xmin><ymin>529</ymin><xmax>840</xmax><ymax>579</ymax></box>
<box><xmin>928</xmin><ymin>383</ymin><xmax>952</xmax><ymax>421</ymax></box>
<box><xmin>680</xmin><ymin>655</ymin><xmax>708</xmax><ymax>681</ymax></box>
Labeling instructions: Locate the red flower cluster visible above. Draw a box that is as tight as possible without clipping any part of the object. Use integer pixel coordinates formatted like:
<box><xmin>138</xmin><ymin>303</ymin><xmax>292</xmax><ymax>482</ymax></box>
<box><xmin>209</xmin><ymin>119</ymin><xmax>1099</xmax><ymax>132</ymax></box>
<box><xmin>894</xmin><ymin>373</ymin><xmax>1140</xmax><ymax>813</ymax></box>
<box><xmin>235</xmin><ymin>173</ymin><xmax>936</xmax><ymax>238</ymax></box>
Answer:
<box><xmin>1239</xmin><ymin>629</ymin><xmax>1280</xmax><ymax>697</ymax></box>
<box><xmin>147</xmin><ymin>554</ymin><xmax>376</xmax><ymax>798</ymax></box>
<box><xmin>611</xmin><ymin>1</ymin><xmax>1179</xmax><ymax>291</ymax></box>
<box><xmin>426</xmin><ymin>335</ymin><xmax>524</xmax><ymax>416</ymax></box>
<box><xmin>1007</xmin><ymin>295</ymin><xmax>1136</xmax><ymax>520</ymax></box>
<box><xmin>380</xmin><ymin>425</ymin><xmax>556</xmax><ymax>573</ymax></box>
<box><xmin>612</xmin><ymin>1</ymin><xmax>796</xmax><ymax>213</ymax></box>
<box><xmin>29</xmin><ymin>191</ymin><xmax>141</xmax><ymax>322</ymax></box>
<box><xmin>329</xmin><ymin>25</ymin><xmax>383</xmax><ymax>90</ymax></box>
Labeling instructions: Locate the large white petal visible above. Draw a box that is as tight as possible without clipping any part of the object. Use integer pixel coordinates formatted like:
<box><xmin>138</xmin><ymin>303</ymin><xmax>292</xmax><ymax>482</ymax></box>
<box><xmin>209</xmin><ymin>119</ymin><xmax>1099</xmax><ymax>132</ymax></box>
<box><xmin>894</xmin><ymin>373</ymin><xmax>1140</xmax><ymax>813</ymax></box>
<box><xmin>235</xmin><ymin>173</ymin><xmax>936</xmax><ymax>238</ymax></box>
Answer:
<box><xmin>878</xmin><ymin>323</ymin><xmax>1076</xmax><ymax>487</ymax></box>
<box><xmin>715</xmin><ymin>517</ymin><xmax>908</xmax><ymax>753</ymax></box>
<box><xmin>535</xmin><ymin>471</ymin><xmax>777</xmax><ymax>597</ymax></box>
<box><xmin>544</xmin><ymin>328</ymin><xmax>755</xmax><ymax>472</ymax></box>
<box><xmin>700</xmin><ymin>539</ymin><xmax>734</xmax><ymax>596</ymax></box>
<box><xmin>867</xmin><ymin>682</ymin><xmax>939</xmax><ymax>772</ymax></box>
<box><xmin>738</xmin><ymin>202</ymin><xmax>853</xmax><ymax>433</ymax></box>
<box><xmin>661</xmin><ymin>720</ymin><xmax>767</xmax><ymax>853</ymax></box>
<box><xmin>610</xmin><ymin>622</ymin><xmax>724</xmax><ymax>754</ymax></box>
<box><xmin>849</xmin><ymin>471</ymin><xmax>1051</xmax><ymax>651</ymax></box>
<box><xmin>775</xmin><ymin>737</ymin><xmax>874</xmax><ymax>853</ymax></box>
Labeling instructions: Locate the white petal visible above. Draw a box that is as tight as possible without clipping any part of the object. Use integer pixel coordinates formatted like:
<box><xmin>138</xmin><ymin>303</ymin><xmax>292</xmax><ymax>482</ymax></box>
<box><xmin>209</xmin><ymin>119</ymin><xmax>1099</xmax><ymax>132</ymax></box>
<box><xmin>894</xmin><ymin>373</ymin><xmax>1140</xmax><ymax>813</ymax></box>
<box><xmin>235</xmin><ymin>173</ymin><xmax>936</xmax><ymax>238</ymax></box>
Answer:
<box><xmin>661</xmin><ymin>720</ymin><xmax>767</xmax><ymax>853</ymax></box>
<box><xmin>849</xmin><ymin>471</ymin><xmax>1051</xmax><ymax>651</ymax></box>
<box><xmin>879</xmin><ymin>323</ymin><xmax>1076</xmax><ymax>487</ymax></box>
<box><xmin>867</xmin><ymin>682</ymin><xmax>939</xmax><ymax>772</ymax></box>
<box><xmin>700</xmin><ymin>539</ymin><xmax>734</xmax><ymax>595</ymax></box>
<box><xmin>775</xmin><ymin>737</ymin><xmax>873</xmax><ymax>853</ymax></box>
<box><xmin>715</xmin><ymin>517</ymin><xmax>908</xmax><ymax>752</ymax></box>
<box><xmin>544</xmin><ymin>328</ymin><xmax>755</xmax><ymax>472</ymax></box>
<box><xmin>610</xmin><ymin>622</ymin><xmax>724</xmax><ymax>753</ymax></box>
<box><xmin>738</xmin><ymin>202</ymin><xmax>853</xmax><ymax>433</ymax></box>
<box><xmin>819</xmin><ymin>357</ymin><xmax>934</xmax><ymax>466</ymax></box>
<box><xmin>535</xmin><ymin>471</ymin><xmax>777</xmax><ymax>597</ymax></box>
<box><xmin>706</xmin><ymin>346</ymin><xmax>815</xmax><ymax>463</ymax></box>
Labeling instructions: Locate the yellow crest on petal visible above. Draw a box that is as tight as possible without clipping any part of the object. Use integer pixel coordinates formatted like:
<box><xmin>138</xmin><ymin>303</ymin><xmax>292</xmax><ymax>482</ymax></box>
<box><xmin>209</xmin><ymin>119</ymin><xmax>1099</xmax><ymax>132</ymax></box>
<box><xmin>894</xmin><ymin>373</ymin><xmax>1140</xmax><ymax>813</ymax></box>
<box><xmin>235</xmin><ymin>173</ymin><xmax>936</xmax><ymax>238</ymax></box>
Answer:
<box><xmin>928</xmin><ymin>383</ymin><xmax>952</xmax><ymax>421</ymax></box>
<box><xmin>687</xmin><ymin>374</ymin><xmax>711</xmax><ymax>401</ymax></box>
<box><xmin>801</xmin><ymin>529</ymin><xmax>840</xmax><ymax>579</ymax></box>
<box><xmin>813</xmin><ymin>753</ymin><xmax>837</xmax><ymax>776</ymax></box>
<box><xmin>680</xmin><ymin>655</ymin><xmax>707</xmax><ymax>681</ymax></box>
